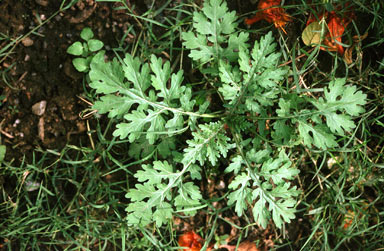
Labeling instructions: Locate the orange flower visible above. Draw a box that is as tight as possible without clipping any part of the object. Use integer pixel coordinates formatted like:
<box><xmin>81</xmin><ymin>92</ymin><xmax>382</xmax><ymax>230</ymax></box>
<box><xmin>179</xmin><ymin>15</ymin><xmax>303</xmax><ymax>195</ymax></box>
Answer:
<box><xmin>178</xmin><ymin>231</ymin><xmax>203</xmax><ymax>251</ymax></box>
<box><xmin>245</xmin><ymin>0</ymin><xmax>291</xmax><ymax>34</ymax></box>
<box><xmin>306</xmin><ymin>4</ymin><xmax>354</xmax><ymax>55</ymax></box>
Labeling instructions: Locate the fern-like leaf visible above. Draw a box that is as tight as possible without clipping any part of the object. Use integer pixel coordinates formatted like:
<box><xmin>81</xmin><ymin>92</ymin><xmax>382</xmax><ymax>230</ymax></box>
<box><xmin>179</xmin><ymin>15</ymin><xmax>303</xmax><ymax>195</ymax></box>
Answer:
<box><xmin>89</xmin><ymin>52</ymin><xmax>194</xmax><ymax>144</ymax></box>
<box><xmin>182</xmin><ymin>122</ymin><xmax>234</xmax><ymax>166</ymax></box>
<box><xmin>312</xmin><ymin>78</ymin><xmax>367</xmax><ymax>135</ymax></box>
<box><xmin>182</xmin><ymin>0</ymin><xmax>248</xmax><ymax>70</ymax></box>
<box><xmin>227</xmin><ymin>150</ymin><xmax>300</xmax><ymax>228</ymax></box>
<box><xmin>126</xmin><ymin>161</ymin><xmax>202</xmax><ymax>227</ymax></box>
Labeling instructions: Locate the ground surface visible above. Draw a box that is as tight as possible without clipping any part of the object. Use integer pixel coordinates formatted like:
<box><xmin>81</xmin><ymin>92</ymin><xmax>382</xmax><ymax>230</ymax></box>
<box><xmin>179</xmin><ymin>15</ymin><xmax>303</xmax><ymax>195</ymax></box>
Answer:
<box><xmin>0</xmin><ymin>0</ymin><xmax>131</xmax><ymax>161</ymax></box>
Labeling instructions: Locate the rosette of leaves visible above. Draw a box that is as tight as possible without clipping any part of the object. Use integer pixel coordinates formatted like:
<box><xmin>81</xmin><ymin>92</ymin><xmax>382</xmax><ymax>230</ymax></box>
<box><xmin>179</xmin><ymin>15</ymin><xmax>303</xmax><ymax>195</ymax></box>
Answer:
<box><xmin>84</xmin><ymin>0</ymin><xmax>367</xmax><ymax>230</ymax></box>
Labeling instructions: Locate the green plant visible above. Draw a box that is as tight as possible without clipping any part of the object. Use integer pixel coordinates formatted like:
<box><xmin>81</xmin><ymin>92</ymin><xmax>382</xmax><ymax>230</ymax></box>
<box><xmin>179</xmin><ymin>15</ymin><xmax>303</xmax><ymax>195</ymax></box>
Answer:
<box><xmin>67</xmin><ymin>27</ymin><xmax>104</xmax><ymax>72</ymax></box>
<box><xmin>77</xmin><ymin>0</ymin><xmax>367</xmax><ymax>230</ymax></box>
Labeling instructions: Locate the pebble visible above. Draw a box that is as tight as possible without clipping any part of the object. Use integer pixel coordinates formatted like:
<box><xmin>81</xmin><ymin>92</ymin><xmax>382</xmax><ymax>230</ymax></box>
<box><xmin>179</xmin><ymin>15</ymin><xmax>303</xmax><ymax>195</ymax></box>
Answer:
<box><xmin>13</xmin><ymin>119</ymin><xmax>21</xmax><ymax>127</ymax></box>
<box><xmin>22</xmin><ymin>37</ymin><xmax>34</xmax><ymax>47</ymax></box>
<box><xmin>38</xmin><ymin>117</ymin><xmax>45</xmax><ymax>141</ymax></box>
<box><xmin>35</xmin><ymin>0</ymin><xmax>49</xmax><ymax>7</ymax></box>
<box><xmin>32</xmin><ymin>100</ymin><xmax>47</xmax><ymax>116</ymax></box>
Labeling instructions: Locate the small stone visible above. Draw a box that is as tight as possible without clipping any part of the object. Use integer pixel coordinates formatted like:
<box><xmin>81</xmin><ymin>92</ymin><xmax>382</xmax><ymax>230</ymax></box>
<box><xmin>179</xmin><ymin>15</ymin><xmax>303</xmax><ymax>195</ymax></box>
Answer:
<box><xmin>32</xmin><ymin>100</ymin><xmax>47</xmax><ymax>116</ymax></box>
<box><xmin>22</xmin><ymin>37</ymin><xmax>34</xmax><ymax>47</ymax></box>
<box><xmin>38</xmin><ymin>117</ymin><xmax>45</xmax><ymax>141</ymax></box>
<box><xmin>35</xmin><ymin>0</ymin><xmax>49</xmax><ymax>7</ymax></box>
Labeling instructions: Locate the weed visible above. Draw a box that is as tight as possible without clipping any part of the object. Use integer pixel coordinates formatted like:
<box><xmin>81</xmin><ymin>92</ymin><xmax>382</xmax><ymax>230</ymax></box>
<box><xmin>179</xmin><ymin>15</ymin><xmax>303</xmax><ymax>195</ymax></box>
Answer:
<box><xmin>1</xmin><ymin>0</ymin><xmax>383</xmax><ymax>250</ymax></box>
<box><xmin>78</xmin><ymin>0</ymin><xmax>367</xmax><ymax>231</ymax></box>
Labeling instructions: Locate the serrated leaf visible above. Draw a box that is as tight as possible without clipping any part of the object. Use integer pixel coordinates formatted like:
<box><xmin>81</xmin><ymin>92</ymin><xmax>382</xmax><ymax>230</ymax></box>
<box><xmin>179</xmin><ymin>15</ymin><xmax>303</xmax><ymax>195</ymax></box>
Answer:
<box><xmin>126</xmin><ymin>201</ymin><xmax>153</xmax><ymax>226</ymax></box>
<box><xmin>90</xmin><ymin>52</ymin><xmax>194</xmax><ymax>143</ymax></box>
<box><xmin>89</xmin><ymin>52</ymin><xmax>125</xmax><ymax>95</ymax></box>
<box><xmin>276</xmin><ymin>98</ymin><xmax>292</xmax><ymax>117</ymax></box>
<box><xmin>113</xmin><ymin>109</ymin><xmax>166</xmax><ymax>144</ymax></box>
<box><xmin>272</xmin><ymin>120</ymin><xmax>293</xmax><ymax>144</ymax></box>
<box><xmin>246</xmin><ymin>148</ymin><xmax>271</xmax><ymax>164</ymax></box>
<box><xmin>165</xmin><ymin>113</ymin><xmax>184</xmax><ymax>133</ymax></box>
<box><xmin>127</xmin><ymin>110</ymin><xmax>164</xmax><ymax>143</ymax></box>
<box><xmin>188</xmin><ymin>164</ymin><xmax>202</xmax><ymax>180</ymax></box>
<box><xmin>182</xmin><ymin>122</ymin><xmax>233</xmax><ymax>166</ymax></box>
<box><xmin>269</xmin><ymin>183</ymin><xmax>300</xmax><ymax>199</ymax></box>
<box><xmin>134</xmin><ymin>162</ymin><xmax>174</xmax><ymax>185</ymax></box>
<box><xmin>134</xmin><ymin>165</ymin><xmax>160</xmax><ymax>185</ymax></box>
<box><xmin>194</xmin><ymin>0</ymin><xmax>236</xmax><ymax>36</ymax></box>
<box><xmin>180</xmin><ymin>87</ymin><xmax>196</xmax><ymax>112</ymax></box>
<box><xmin>252</xmin><ymin>183</ymin><xmax>298</xmax><ymax>229</ymax></box>
<box><xmin>150</xmin><ymin>55</ymin><xmax>185</xmax><ymax>105</ymax></box>
<box><xmin>125</xmin><ymin>160</ymin><xmax>185</xmax><ymax>227</ymax></box>
<box><xmin>298</xmin><ymin>120</ymin><xmax>338</xmax><ymax>149</ymax></box>
<box><xmin>218</xmin><ymin>61</ymin><xmax>241</xmax><ymax>101</ymax></box>
<box><xmin>252</xmin><ymin>188</ymin><xmax>270</xmax><ymax>228</ymax></box>
<box><xmin>227</xmin><ymin>173</ymin><xmax>252</xmax><ymax>216</ymax></box>
<box><xmin>174</xmin><ymin>182</ymin><xmax>202</xmax><ymax>215</ymax></box>
<box><xmin>123</xmin><ymin>54</ymin><xmax>151</xmax><ymax>96</ymax></box>
<box><xmin>126</xmin><ymin>183</ymin><xmax>156</xmax><ymax>202</ymax></box>
<box><xmin>93</xmin><ymin>95</ymin><xmax>135</xmax><ymax>118</ymax></box>
<box><xmin>153</xmin><ymin>202</ymin><xmax>173</xmax><ymax>227</ymax></box>
<box><xmin>312</xmin><ymin>78</ymin><xmax>367</xmax><ymax>135</ymax></box>
<box><xmin>250</xmin><ymin>32</ymin><xmax>278</xmax><ymax>69</ymax></box>
<box><xmin>150</xmin><ymin>55</ymin><xmax>171</xmax><ymax>93</ymax></box>
<box><xmin>245</xmin><ymin>98</ymin><xmax>262</xmax><ymax>113</ymax></box>
<box><xmin>182</xmin><ymin>31</ymin><xmax>214</xmax><ymax>63</ymax></box>
<box><xmin>224</xmin><ymin>32</ymin><xmax>249</xmax><ymax>61</ymax></box>
<box><xmin>229</xmin><ymin>149</ymin><xmax>300</xmax><ymax>229</ymax></box>
<box><xmin>271</xmin><ymin>199</ymin><xmax>297</xmax><ymax>229</ymax></box>
<box><xmin>255</xmin><ymin>67</ymin><xmax>287</xmax><ymax>89</ymax></box>
<box><xmin>231</xmin><ymin>31</ymin><xmax>286</xmax><ymax>121</ymax></box>
<box><xmin>154</xmin><ymin>160</ymin><xmax>174</xmax><ymax>174</ymax></box>
<box><xmin>238</xmin><ymin>47</ymin><xmax>251</xmax><ymax>73</ymax></box>
<box><xmin>262</xmin><ymin>159</ymin><xmax>299</xmax><ymax>185</ymax></box>
<box><xmin>169</xmin><ymin>70</ymin><xmax>185</xmax><ymax>102</ymax></box>
<box><xmin>225</xmin><ymin>155</ymin><xmax>244</xmax><ymax>174</ymax></box>
<box><xmin>324</xmin><ymin>113</ymin><xmax>355</xmax><ymax>135</ymax></box>
<box><xmin>182</xmin><ymin>0</ymin><xmax>239</xmax><ymax>67</ymax></box>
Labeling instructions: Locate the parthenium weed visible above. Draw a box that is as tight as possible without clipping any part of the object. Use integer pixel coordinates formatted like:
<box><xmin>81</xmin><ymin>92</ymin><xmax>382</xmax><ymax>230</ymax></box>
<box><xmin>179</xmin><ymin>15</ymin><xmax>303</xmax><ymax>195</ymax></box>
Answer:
<box><xmin>79</xmin><ymin>0</ymin><xmax>368</xmax><ymax>233</ymax></box>
<box><xmin>1</xmin><ymin>0</ymin><xmax>383</xmax><ymax>250</ymax></box>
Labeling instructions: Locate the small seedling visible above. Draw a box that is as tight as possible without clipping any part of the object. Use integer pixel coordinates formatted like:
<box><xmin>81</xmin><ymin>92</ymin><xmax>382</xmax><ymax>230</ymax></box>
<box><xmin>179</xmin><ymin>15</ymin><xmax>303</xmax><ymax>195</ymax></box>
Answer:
<box><xmin>67</xmin><ymin>27</ymin><xmax>104</xmax><ymax>72</ymax></box>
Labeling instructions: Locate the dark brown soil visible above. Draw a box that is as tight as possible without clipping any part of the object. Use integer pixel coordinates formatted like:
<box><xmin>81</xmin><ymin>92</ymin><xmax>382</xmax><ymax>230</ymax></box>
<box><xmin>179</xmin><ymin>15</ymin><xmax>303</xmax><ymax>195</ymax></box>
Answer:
<box><xmin>0</xmin><ymin>0</ymin><xmax>135</xmax><ymax>163</ymax></box>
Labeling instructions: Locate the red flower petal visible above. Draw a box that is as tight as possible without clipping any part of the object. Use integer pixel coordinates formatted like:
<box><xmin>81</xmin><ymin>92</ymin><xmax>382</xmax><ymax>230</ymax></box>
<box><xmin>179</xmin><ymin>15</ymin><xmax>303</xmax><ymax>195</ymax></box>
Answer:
<box><xmin>305</xmin><ymin>3</ymin><xmax>354</xmax><ymax>55</ymax></box>
<box><xmin>178</xmin><ymin>231</ymin><xmax>203</xmax><ymax>251</ymax></box>
<box><xmin>245</xmin><ymin>0</ymin><xmax>291</xmax><ymax>33</ymax></box>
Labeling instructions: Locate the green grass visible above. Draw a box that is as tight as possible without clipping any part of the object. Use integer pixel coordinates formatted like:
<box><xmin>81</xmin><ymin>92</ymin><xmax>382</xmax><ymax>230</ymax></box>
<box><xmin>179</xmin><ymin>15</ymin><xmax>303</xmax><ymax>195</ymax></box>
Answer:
<box><xmin>1</xmin><ymin>0</ymin><xmax>384</xmax><ymax>250</ymax></box>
